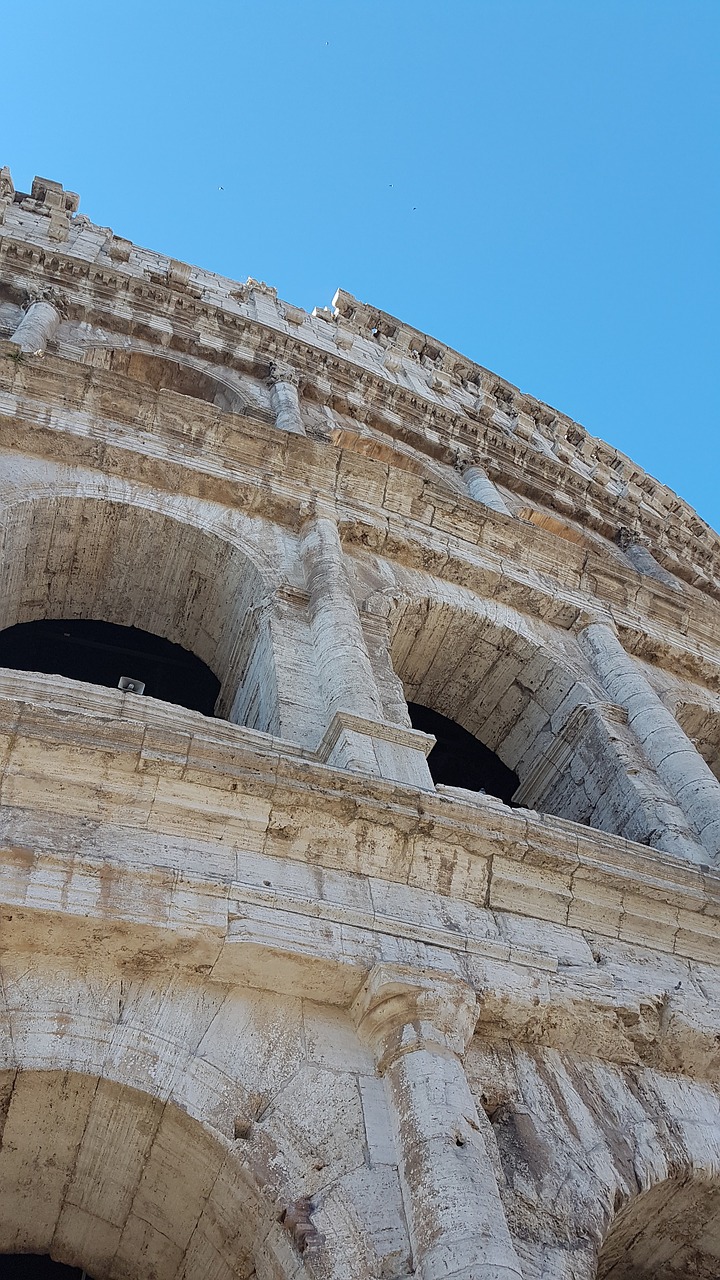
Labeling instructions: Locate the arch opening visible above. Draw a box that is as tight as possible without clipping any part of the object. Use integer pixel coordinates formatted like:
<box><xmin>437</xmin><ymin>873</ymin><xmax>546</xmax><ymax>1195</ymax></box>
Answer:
<box><xmin>408</xmin><ymin>701</ymin><xmax>518</xmax><ymax>800</ymax></box>
<box><xmin>0</xmin><ymin>1258</ymin><xmax>88</xmax><ymax>1280</ymax></box>
<box><xmin>0</xmin><ymin>496</ymin><xmax>279</xmax><ymax>734</ymax></box>
<box><xmin>0</xmin><ymin>1070</ymin><xmax>276</xmax><ymax>1280</ymax></box>
<box><xmin>85</xmin><ymin>348</ymin><xmax>249</xmax><ymax>415</ymax></box>
<box><xmin>385</xmin><ymin>595</ymin><xmax>674</xmax><ymax>842</ymax></box>
<box><xmin>0</xmin><ymin>619</ymin><xmax>221</xmax><ymax>715</ymax></box>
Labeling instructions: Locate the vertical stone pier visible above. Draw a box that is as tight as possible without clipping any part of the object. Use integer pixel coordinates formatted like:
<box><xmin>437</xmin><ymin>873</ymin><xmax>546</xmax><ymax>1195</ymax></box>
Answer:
<box><xmin>11</xmin><ymin>300</ymin><xmax>61</xmax><ymax>354</ymax></box>
<box><xmin>580</xmin><ymin>621</ymin><xmax>720</xmax><ymax>859</ymax></box>
<box><xmin>354</xmin><ymin>965</ymin><xmax>524</xmax><ymax>1280</ymax></box>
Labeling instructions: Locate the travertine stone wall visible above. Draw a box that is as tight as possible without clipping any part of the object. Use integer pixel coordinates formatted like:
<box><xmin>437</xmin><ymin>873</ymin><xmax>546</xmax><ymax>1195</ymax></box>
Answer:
<box><xmin>1</xmin><ymin>169</ymin><xmax>720</xmax><ymax>1280</ymax></box>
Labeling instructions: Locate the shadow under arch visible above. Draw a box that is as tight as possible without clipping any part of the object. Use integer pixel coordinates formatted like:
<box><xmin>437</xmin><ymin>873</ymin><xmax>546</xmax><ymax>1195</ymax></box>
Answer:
<box><xmin>0</xmin><ymin>1069</ymin><xmax>309</xmax><ymax>1280</ymax></box>
<box><xmin>0</xmin><ymin>619</ymin><xmax>221</xmax><ymax>714</ymax></box>
<box><xmin>596</xmin><ymin>1173</ymin><xmax>720</xmax><ymax>1279</ymax></box>
<box><xmin>0</xmin><ymin>494</ymin><xmax>278</xmax><ymax>730</ymax></box>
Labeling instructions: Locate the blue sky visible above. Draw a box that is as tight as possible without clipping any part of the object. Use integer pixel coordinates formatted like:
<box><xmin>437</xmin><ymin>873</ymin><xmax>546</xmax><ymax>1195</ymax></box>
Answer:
<box><xmin>3</xmin><ymin>1</ymin><xmax>718</xmax><ymax>529</ymax></box>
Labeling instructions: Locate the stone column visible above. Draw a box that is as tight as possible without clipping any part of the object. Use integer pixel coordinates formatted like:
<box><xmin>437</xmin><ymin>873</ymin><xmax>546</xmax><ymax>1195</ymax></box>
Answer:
<box><xmin>353</xmin><ymin>966</ymin><xmax>523</xmax><ymax>1280</ymax></box>
<box><xmin>11</xmin><ymin>300</ymin><xmax>61</xmax><ymax>355</ymax></box>
<box><xmin>463</xmin><ymin>464</ymin><xmax>511</xmax><ymax>515</ymax></box>
<box><xmin>301</xmin><ymin>514</ymin><xmax>434</xmax><ymax>785</ymax></box>
<box><xmin>268</xmin><ymin>361</ymin><xmax>305</xmax><ymax>435</ymax></box>
<box><xmin>579</xmin><ymin>621</ymin><xmax>720</xmax><ymax>859</ymax></box>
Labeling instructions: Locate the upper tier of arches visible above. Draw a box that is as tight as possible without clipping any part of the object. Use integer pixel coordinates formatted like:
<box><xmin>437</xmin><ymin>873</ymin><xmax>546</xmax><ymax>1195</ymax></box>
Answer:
<box><xmin>0</xmin><ymin>461</ymin><xmax>714</xmax><ymax>858</ymax></box>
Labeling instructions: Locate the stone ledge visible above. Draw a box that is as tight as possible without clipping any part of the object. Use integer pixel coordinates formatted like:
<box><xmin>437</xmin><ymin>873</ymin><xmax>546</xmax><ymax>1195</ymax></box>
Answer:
<box><xmin>316</xmin><ymin>710</ymin><xmax>435</xmax><ymax>763</ymax></box>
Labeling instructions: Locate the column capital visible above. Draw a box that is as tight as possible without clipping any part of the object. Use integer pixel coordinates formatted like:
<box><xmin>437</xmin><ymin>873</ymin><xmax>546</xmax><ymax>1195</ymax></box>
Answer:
<box><xmin>24</xmin><ymin>285</ymin><xmax>66</xmax><ymax>316</ymax></box>
<box><xmin>572</xmin><ymin>611</ymin><xmax>618</xmax><ymax>638</ymax></box>
<box><xmin>268</xmin><ymin>359</ymin><xmax>300</xmax><ymax>387</ymax></box>
<box><xmin>352</xmin><ymin>964</ymin><xmax>477</xmax><ymax>1064</ymax></box>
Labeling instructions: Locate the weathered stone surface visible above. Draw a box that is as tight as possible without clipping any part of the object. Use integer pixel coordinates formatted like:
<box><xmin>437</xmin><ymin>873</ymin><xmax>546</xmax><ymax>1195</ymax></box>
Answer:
<box><xmin>0</xmin><ymin>168</ymin><xmax>719</xmax><ymax>1280</ymax></box>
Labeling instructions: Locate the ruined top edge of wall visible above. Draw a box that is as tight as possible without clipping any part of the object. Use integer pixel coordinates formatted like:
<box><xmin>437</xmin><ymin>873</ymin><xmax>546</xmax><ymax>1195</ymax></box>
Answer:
<box><xmin>1</xmin><ymin>167</ymin><xmax>716</xmax><ymax>564</ymax></box>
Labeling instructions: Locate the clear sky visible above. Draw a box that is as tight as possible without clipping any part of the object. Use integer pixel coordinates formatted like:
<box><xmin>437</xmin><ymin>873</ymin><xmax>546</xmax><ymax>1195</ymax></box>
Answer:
<box><xmin>3</xmin><ymin>1</ymin><xmax>718</xmax><ymax>529</ymax></box>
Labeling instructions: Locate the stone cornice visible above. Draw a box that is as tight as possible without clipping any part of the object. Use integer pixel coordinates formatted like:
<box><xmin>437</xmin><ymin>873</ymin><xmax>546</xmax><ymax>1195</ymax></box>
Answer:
<box><xmin>0</xmin><ymin>671</ymin><xmax>718</xmax><ymax>974</ymax></box>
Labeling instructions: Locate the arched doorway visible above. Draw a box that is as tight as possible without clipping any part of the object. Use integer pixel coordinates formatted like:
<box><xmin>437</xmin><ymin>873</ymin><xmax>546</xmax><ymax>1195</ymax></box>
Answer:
<box><xmin>597</xmin><ymin>1175</ymin><xmax>720</xmax><ymax>1278</ymax></box>
<box><xmin>0</xmin><ymin>495</ymin><xmax>278</xmax><ymax>732</ymax></box>
<box><xmin>385</xmin><ymin>592</ymin><xmax>684</xmax><ymax>846</ymax></box>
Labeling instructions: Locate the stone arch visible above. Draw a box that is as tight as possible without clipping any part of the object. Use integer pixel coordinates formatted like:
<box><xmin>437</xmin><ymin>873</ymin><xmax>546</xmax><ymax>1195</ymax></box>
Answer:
<box><xmin>596</xmin><ymin>1173</ymin><xmax>720</xmax><ymax>1278</ymax></box>
<box><xmin>0</xmin><ymin>491</ymin><xmax>278</xmax><ymax>730</ymax></box>
<box><xmin>466</xmin><ymin>1045</ymin><xmax>720</xmax><ymax>1280</ymax></box>
<box><xmin>329</xmin><ymin>425</ymin><xmax>466</xmax><ymax>498</ymax></box>
<box><xmin>0</xmin><ymin>1069</ymin><xmax>309</xmax><ymax>1280</ymax></box>
<box><xmin>0</xmin><ymin>970</ymin><xmax>409</xmax><ymax>1280</ymax></box>
<box><xmin>374</xmin><ymin>588</ymin><xmax>689</xmax><ymax>843</ymax></box>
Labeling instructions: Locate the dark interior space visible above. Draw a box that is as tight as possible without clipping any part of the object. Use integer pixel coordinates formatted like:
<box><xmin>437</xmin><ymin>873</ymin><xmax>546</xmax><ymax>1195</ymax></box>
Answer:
<box><xmin>0</xmin><ymin>618</ymin><xmax>220</xmax><ymax>716</ymax></box>
<box><xmin>0</xmin><ymin>1258</ymin><xmax>89</xmax><ymax>1280</ymax></box>
<box><xmin>408</xmin><ymin>702</ymin><xmax>519</xmax><ymax>802</ymax></box>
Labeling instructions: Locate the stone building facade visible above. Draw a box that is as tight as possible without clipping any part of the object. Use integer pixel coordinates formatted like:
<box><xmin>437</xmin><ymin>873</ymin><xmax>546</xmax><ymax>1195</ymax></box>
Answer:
<box><xmin>1</xmin><ymin>169</ymin><xmax>720</xmax><ymax>1280</ymax></box>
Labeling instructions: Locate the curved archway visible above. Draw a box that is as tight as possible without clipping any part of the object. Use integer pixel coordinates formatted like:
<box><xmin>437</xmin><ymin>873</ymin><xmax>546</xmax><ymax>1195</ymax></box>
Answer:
<box><xmin>0</xmin><ymin>1070</ymin><xmax>295</xmax><ymax>1280</ymax></box>
<box><xmin>383</xmin><ymin>591</ymin><xmax>681</xmax><ymax>843</ymax></box>
<box><xmin>83</xmin><ymin>347</ymin><xmax>256</xmax><ymax>417</ymax></box>
<box><xmin>597</xmin><ymin>1175</ymin><xmax>720</xmax><ymax>1278</ymax></box>
<box><xmin>0</xmin><ymin>495</ymin><xmax>278</xmax><ymax>731</ymax></box>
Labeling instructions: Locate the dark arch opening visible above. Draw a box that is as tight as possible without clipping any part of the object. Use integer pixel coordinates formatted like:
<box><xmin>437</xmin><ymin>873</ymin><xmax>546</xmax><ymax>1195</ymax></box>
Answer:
<box><xmin>0</xmin><ymin>619</ymin><xmax>221</xmax><ymax>716</ymax></box>
<box><xmin>408</xmin><ymin>702</ymin><xmax>519</xmax><ymax>802</ymax></box>
<box><xmin>0</xmin><ymin>1260</ymin><xmax>89</xmax><ymax>1280</ymax></box>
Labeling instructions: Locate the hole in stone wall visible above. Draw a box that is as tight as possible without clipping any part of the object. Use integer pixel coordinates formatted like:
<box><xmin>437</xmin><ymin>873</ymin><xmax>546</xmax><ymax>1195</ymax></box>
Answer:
<box><xmin>0</xmin><ymin>1259</ymin><xmax>90</xmax><ymax>1280</ymax></box>
<box><xmin>408</xmin><ymin>702</ymin><xmax>519</xmax><ymax>801</ymax></box>
<box><xmin>0</xmin><ymin>619</ymin><xmax>221</xmax><ymax>715</ymax></box>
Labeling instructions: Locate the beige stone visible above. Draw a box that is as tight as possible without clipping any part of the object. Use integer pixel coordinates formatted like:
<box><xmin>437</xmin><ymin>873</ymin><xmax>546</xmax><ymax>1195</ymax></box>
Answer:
<box><xmin>0</xmin><ymin>168</ymin><xmax>719</xmax><ymax>1280</ymax></box>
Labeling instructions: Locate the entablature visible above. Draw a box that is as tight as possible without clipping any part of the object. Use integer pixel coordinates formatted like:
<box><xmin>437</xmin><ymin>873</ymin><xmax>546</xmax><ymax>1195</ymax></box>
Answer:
<box><xmin>1</xmin><ymin>673</ymin><xmax>720</xmax><ymax>1081</ymax></box>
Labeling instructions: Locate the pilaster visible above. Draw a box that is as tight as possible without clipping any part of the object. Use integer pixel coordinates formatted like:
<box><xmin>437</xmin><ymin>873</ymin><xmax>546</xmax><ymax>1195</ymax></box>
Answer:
<box><xmin>300</xmin><ymin>514</ymin><xmax>434</xmax><ymax>786</ymax></box>
<box><xmin>579</xmin><ymin>621</ymin><xmax>720</xmax><ymax>860</ymax></box>
<box><xmin>268</xmin><ymin>361</ymin><xmax>305</xmax><ymax>435</ymax></box>
<box><xmin>11</xmin><ymin>298</ymin><xmax>61</xmax><ymax>355</ymax></box>
<box><xmin>463</xmin><ymin>463</ymin><xmax>511</xmax><ymax>515</ymax></box>
<box><xmin>353</xmin><ymin>965</ymin><xmax>524</xmax><ymax>1280</ymax></box>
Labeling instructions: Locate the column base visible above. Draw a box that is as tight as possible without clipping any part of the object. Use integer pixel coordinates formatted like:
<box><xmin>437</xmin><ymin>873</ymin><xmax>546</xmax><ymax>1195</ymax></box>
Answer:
<box><xmin>317</xmin><ymin>710</ymin><xmax>435</xmax><ymax>788</ymax></box>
